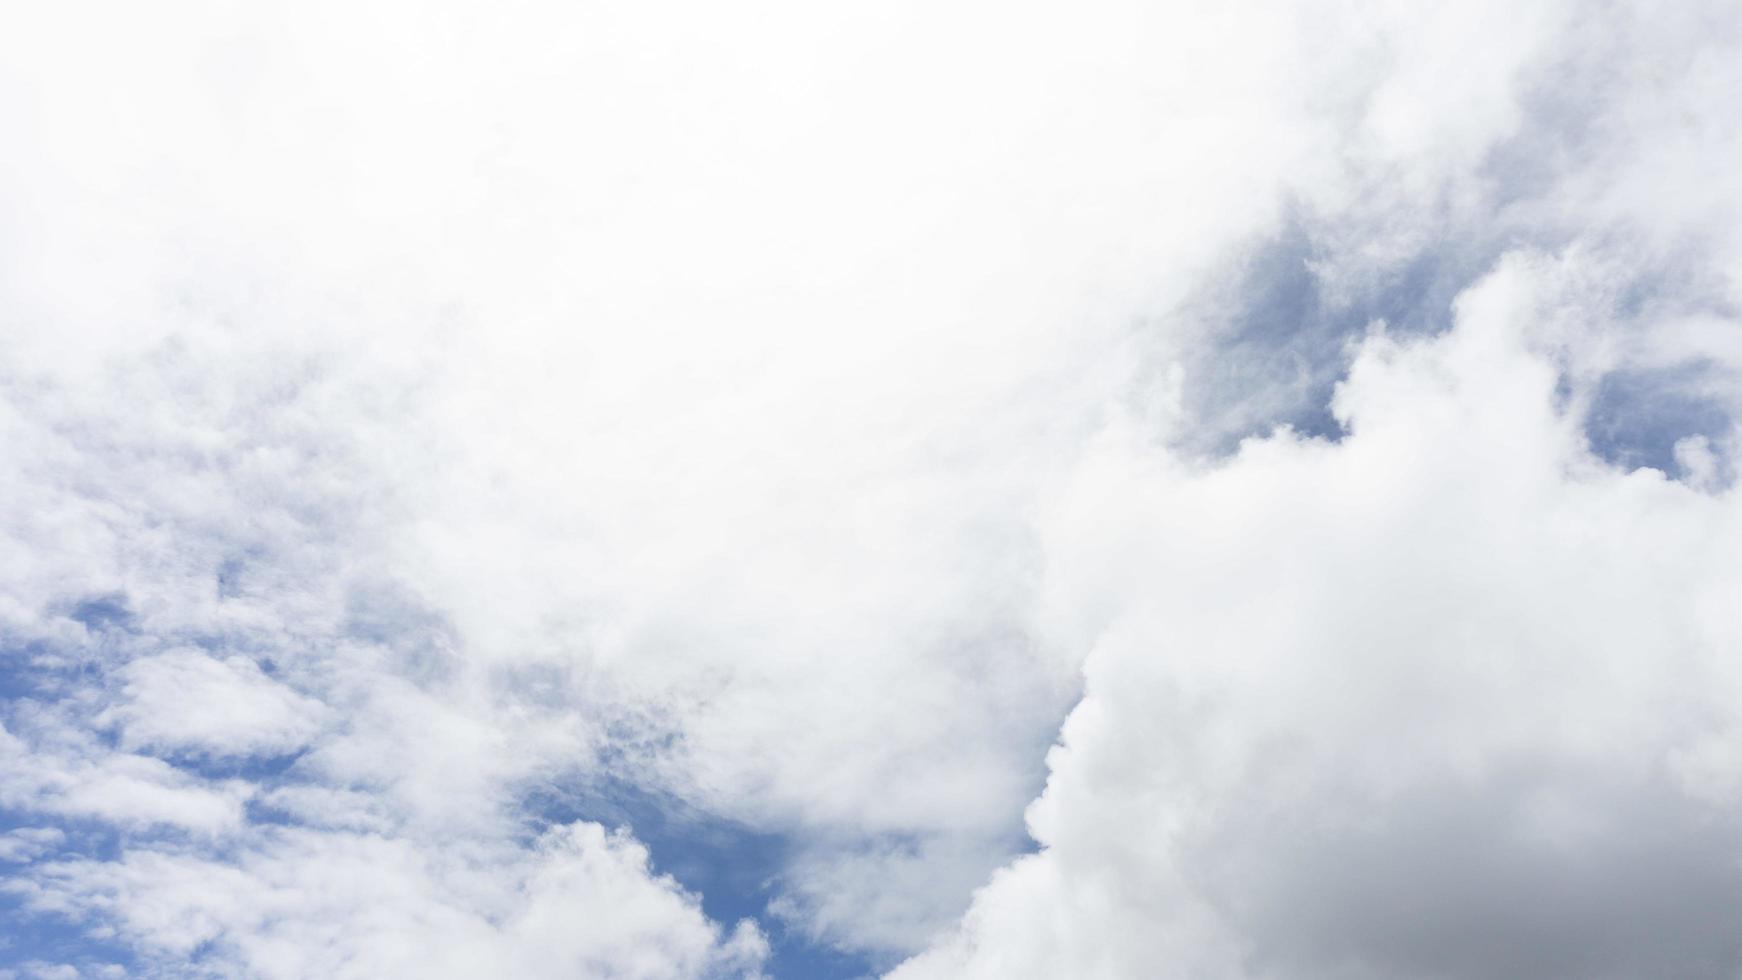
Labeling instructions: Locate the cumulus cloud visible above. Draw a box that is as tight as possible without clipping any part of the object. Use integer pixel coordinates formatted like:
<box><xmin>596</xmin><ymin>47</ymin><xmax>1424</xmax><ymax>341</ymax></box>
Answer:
<box><xmin>894</xmin><ymin>252</ymin><xmax>1742</xmax><ymax>978</ymax></box>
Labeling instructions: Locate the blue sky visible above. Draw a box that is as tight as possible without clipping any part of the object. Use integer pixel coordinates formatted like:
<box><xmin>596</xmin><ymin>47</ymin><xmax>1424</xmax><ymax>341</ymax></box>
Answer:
<box><xmin>547</xmin><ymin>786</ymin><xmax>881</xmax><ymax>980</ymax></box>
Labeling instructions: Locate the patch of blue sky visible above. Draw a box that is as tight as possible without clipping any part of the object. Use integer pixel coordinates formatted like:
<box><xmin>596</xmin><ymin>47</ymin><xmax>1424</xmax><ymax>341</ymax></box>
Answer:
<box><xmin>0</xmin><ymin>619</ymin><xmax>282</xmax><ymax>973</ymax></box>
<box><xmin>1585</xmin><ymin>364</ymin><xmax>1734</xmax><ymax>476</ymax></box>
<box><xmin>529</xmin><ymin>779</ymin><xmax>880</xmax><ymax>980</ymax></box>
<box><xmin>0</xmin><ymin>895</ymin><xmax>138</xmax><ymax>979</ymax></box>
<box><xmin>0</xmin><ymin>805</ymin><xmax>135</xmax><ymax>977</ymax></box>
<box><xmin>1186</xmin><ymin>209</ymin><xmax>1739</xmax><ymax>486</ymax></box>
<box><xmin>1181</xmin><ymin>215</ymin><xmax>1480</xmax><ymax>454</ymax></box>
<box><xmin>0</xmin><ymin>642</ymin><xmax>53</xmax><ymax>702</ymax></box>
<box><xmin>65</xmin><ymin>595</ymin><xmax>135</xmax><ymax>634</ymax></box>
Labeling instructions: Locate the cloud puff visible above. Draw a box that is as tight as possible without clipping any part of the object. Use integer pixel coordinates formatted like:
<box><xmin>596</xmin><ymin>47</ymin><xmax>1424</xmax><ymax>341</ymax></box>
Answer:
<box><xmin>99</xmin><ymin>649</ymin><xmax>326</xmax><ymax>759</ymax></box>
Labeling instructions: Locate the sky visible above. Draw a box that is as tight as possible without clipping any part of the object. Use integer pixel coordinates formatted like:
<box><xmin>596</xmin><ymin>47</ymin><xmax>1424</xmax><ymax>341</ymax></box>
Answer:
<box><xmin>2</xmin><ymin>1</ymin><xmax>1742</xmax><ymax>978</ymax></box>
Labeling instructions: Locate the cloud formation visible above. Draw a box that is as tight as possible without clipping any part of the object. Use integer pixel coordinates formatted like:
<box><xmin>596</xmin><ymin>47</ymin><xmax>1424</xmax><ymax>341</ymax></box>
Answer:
<box><xmin>2</xmin><ymin>0</ymin><xmax>1740</xmax><ymax>977</ymax></box>
<box><xmin>893</xmin><ymin>252</ymin><xmax>1742</xmax><ymax>978</ymax></box>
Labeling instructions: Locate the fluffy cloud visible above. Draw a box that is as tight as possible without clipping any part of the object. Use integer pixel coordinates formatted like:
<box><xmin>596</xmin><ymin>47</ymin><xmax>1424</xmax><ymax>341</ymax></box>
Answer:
<box><xmin>99</xmin><ymin>650</ymin><xmax>326</xmax><ymax>760</ymax></box>
<box><xmin>889</xmin><ymin>5</ymin><xmax>1742</xmax><ymax>973</ymax></box>
<box><xmin>893</xmin><ymin>252</ymin><xmax>1742</xmax><ymax>977</ymax></box>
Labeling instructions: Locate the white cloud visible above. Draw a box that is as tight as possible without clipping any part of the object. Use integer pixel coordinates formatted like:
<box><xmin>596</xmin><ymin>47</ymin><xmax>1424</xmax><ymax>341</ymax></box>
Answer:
<box><xmin>892</xmin><ymin>251</ymin><xmax>1742</xmax><ymax>978</ymax></box>
<box><xmin>100</xmin><ymin>649</ymin><xmax>326</xmax><ymax>759</ymax></box>
<box><xmin>0</xmin><ymin>828</ymin><xmax>64</xmax><ymax>864</ymax></box>
<box><xmin>15</xmin><ymin>823</ymin><xmax>766</xmax><ymax>980</ymax></box>
<box><xmin>0</xmin><ymin>721</ymin><xmax>250</xmax><ymax>835</ymax></box>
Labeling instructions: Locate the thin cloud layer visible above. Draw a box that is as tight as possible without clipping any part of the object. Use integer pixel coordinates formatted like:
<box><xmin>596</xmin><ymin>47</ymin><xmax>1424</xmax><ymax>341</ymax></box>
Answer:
<box><xmin>2</xmin><ymin>0</ymin><xmax>1740</xmax><ymax>977</ymax></box>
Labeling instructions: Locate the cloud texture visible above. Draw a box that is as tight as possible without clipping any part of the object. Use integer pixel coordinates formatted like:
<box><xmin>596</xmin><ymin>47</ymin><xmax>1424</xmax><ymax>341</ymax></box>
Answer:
<box><xmin>2</xmin><ymin>0</ymin><xmax>1741</xmax><ymax>977</ymax></box>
